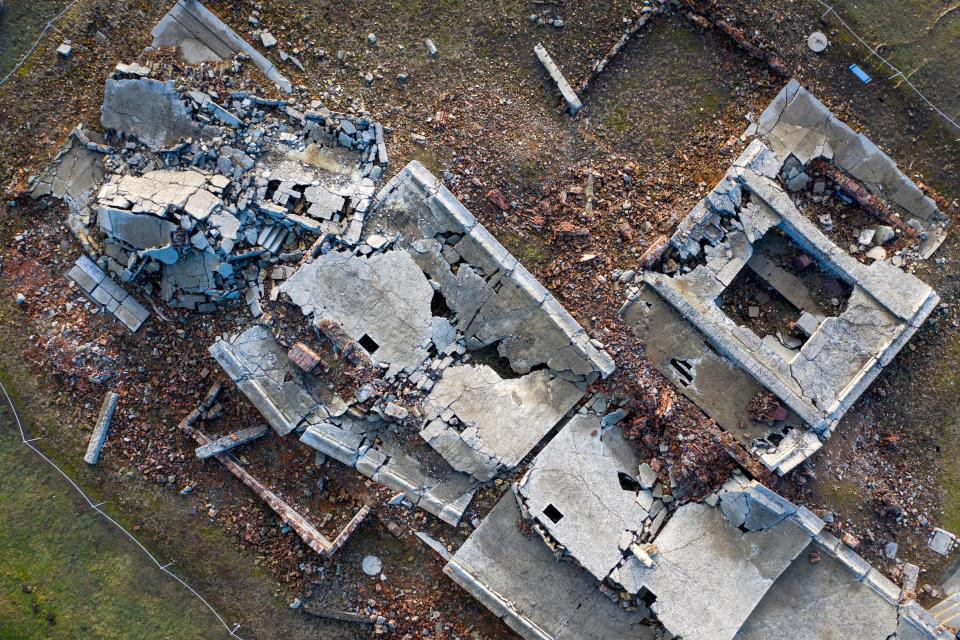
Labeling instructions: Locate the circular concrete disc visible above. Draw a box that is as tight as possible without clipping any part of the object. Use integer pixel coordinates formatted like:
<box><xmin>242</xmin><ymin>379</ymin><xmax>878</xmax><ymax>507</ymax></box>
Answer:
<box><xmin>807</xmin><ymin>31</ymin><xmax>829</xmax><ymax>53</ymax></box>
<box><xmin>362</xmin><ymin>554</ymin><xmax>383</xmax><ymax>576</ymax></box>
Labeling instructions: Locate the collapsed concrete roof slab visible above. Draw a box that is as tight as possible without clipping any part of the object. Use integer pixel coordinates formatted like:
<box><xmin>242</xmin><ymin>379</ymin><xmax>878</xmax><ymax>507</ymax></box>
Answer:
<box><xmin>756</xmin><ymin>79</ymin><xmax>948</xmax><ymax>257</ymax></box>
<box><xmin>207</xmin><ymin>161</ymin><xmax>612</xmax><ymax>525</ymax></box>
<box><xmin>151</xmin><ymin>0</ymin><xmax>292</xmax><ymax>92</ymax></box>
<box><xmin>621</xmin><ymin>138</ymin><xmax>939</xmax><ymax>474</ymax></box>
<box><xmin>280</xmin><ymin>249</ymin><xmax>435</xmax><ymax>371</ymax></box>
<box><xmin>444</xmin><ymin>492</ymin><xmax>662</xmax><ymax>640</ymax></box>
<box><xmin>470</xmin><ymin>436</ymin><xmax>949</xmax><ymax>640</ymax></box>
<box><xmin>101</xmin><ymin>78</ymin><xmax>199</xmax><ymax>151</ymax></box>
<box><xmin>734</xmin><ymin>540</ymin><xmax>902</xmax><ymax>639</ymax></box>
<box><xmin>639</xmin><ymin>501</ymin><xmax>810</xmax><ymax>640</ymax></box>
<box><xmin>516</xmin><ymin>410</ymin><xmax>649</xmax><ymax>582</ymax></box>
<box><xmin>421</xmin><ymin>365</ymin><xmax>582</xmax><ymax>481</ymax></box>
<box><xmin>210</xmin><ymin>324</ymin><xmax>347</xmax><ymax>435</ymax></box>
<box><xmin>367</xmin><ymin>161</ymin><xmax>615</xmax><ymax>380</ymax></box>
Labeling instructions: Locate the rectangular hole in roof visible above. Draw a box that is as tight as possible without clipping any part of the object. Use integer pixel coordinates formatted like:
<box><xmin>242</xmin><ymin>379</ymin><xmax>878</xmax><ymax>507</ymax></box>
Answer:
<box><xmin>543</xmin><ymin>503</ymin><xmax>563</xmax><ymax>524</ymax></box>
<box><xmin>358</xmin><ymin>333</ymin><xmax>379</xmax><ymax>354</ymax></box>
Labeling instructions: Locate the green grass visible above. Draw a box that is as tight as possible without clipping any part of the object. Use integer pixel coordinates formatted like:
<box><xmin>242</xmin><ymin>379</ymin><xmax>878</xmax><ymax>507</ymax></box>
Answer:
<box><xmin>0</xmin><ymin>404</ymin><xmax>221</xmax><ymax>639</ymax></box>
<box><xmin>935</xmin><ymin>335</ymin><xmax>960</xmax><ymax>533</ymax></box>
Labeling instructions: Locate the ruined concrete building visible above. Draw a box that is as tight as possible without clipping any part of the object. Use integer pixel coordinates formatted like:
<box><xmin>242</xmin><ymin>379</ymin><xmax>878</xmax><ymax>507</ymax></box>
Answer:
<box><xmin>211</xmin><ymin>160</ymin><xmax>614</xmax><ymax>524</ymax></box>
<box><xmin>27</xmin><ymin>1</ymin><xmax>954</xmax><ymax>634</ymax></box>
<box><xmin>621</xmin><ymin>81</ymin><xmax>943</xmax><ymax>475</ymax></box>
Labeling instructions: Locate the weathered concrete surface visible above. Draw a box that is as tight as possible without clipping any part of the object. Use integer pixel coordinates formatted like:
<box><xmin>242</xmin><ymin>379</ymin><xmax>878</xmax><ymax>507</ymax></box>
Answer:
<box><xmin>368</xmin><ymin>160</ymin><xmax>614</xmax><ymax>380</ymax></box>
<box><xmin>66</xmin><ymin>255</ymin><xmax>150</xmax><ymax>332</ymax></box>
<box><xmin>151</xmin><ymin>0</ymin><xmax>292</xmax><ymax>92</ymax></box>
<box><xmin>83</xmin><ymin>392</ymin><xmax>119</xmax><ymax>465</ymax></box>
<box><xmin>444</xmin><ymin>493</ymin><xmax>660</xmax><ymax>640</ymax></box>
<box><xmin>280</xmin><ymin>249</ymin><xmax>435</xmax><ymax>372</ymax></box>
<box><xmin>638</xmin><ymin>502</ymin><xmax>810</xmax><ymax>640</ymax></box>
<box><xmin>516</xmin><ymin>411</ymin><xmax>648</xmax><ymax>582</ymax></box>
<box><xmin>622</xmin><ymin>134</ymin><xmax>939</xmax><ymax>474</ymax></box>
<box><xmin>100</xmin><ymin>78</ymin><xmax>198</xmax><ymax>150</ymax></box>
<box><xmin>421</xmin><ymin>364</ymin><xmax>582</xmax><ymax>481</ymax></box>
<box><xmin>735</xmin><ymin>540</ymin><xmax>893</xmax><ymax>639</ymax></box>
<box><xmin>209</xmin><ymin>325</ymin><xmax>347</xmax><ymax>436</ymax></box>
<box><xmin>756</xmin><ymin>80</ymin><xmax>947</xmax><ymax>257</ymax></box>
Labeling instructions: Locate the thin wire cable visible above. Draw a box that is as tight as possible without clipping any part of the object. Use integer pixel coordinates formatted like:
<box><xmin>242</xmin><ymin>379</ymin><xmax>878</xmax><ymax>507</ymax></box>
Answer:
<box><xmin>812</xmin><ymin>0</ymin><xmax>960</xmax><ymax>132</ymax></box>
<box><xmin>0</xmin><ymin>379</ymin><xmax>247</xmax><ymax>639</ymax></box>
<box><xmin>0</xmin><ymin>0</ymin><xmax>82</xmax><ymax>88</ymax></box>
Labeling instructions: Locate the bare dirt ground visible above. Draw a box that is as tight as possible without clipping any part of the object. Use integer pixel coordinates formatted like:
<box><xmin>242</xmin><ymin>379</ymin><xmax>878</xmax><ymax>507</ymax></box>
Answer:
<box><xmin>0</xmin><ymin>0</ymin><xmax>958</xmax><ymax>637</ymax></box>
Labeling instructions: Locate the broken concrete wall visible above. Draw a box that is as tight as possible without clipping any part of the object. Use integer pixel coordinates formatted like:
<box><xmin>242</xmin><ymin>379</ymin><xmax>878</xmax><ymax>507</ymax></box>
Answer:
<box><xmin>444</xmin><ymin>492</ymin><xmax>661</xmax><ymax>640</ymax></box>
<box><xmin>368</xmin><ymin>160</ymin><xmax>614</xmax><ymax>381</ymax></box>
<box><xmin>621</xmin><ymin>136</ymin><xmax>939</xmax><ymax>474</ymax></box>
<box><xmin>756</xmin><ymin>79</ymin><xmax>948</xmax><ymax>257</ymax></box>
<box><xmin>210</xmin><ymin>324</ymin><xmax>348</xmax><ymax>435</ymax></box>
<box><xmin>151</xmin><ymin>0</ymin><xmax>292</xmax><ymax>92</ymax></box>
<box><xmin>101</xmin><ymin>78</ymin><xmax>199</xmax><ymax>151</ymax></box>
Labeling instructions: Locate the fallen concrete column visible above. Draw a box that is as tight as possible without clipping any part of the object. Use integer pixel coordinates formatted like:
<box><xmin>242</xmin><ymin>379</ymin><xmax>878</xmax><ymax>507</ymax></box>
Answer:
<box><xmin>84</xmin><ymin>392</ymin><xmax>119</xmax><ymax>465</ymax></box>
<box><xmin>194</xmin><ymin>425</ymin><xmax>270</xmax><ymax>460</ymax></box>
<box><xmin>534</xmin><ymin>43</ymin><xmax>582</xmax><ymax>114</ymax></box>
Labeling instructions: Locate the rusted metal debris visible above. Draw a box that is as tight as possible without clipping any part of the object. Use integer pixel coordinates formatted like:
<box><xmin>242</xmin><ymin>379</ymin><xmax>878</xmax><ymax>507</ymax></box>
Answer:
<box><xmin>679</xmin><ymin>0</ymin><xmax>789</xmax><ymax>76</ymax></box>
<box><xmin>809</xmin><ymin>158</ymin><xmax>919</xmax><ymax>237</ymax></box>
<box><xmin>180</xmin><ymin>384</ymin><xmax>370</xmax><ymax>557</ymax></box>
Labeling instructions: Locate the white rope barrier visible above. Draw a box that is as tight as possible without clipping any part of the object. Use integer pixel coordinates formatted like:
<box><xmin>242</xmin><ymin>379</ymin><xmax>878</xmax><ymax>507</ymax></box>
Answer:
<box><xmin>0</xmin><ymin>378</ymin><xmax>248</xmax><ymax>639</ymax></box>
<box><xmin>813</xmin><ymin>0</ymin><xmax>960</xmax><ymax>132</ymax></box>
<box><xmin>0</xmin><ymin>0</ymin><xmax>82</xmax><ymax>88</ymax></box>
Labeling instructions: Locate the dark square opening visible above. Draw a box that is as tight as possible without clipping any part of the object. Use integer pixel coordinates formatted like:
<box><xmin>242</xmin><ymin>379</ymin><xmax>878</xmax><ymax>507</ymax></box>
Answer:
<box><xmin>358</xmin><ymin>334</ymin><xmax>379</xmax><ymax>354</ymax></box>
<box><xmin>543</xmin><ymin>503</ymin><xmax>563</xmax><ymax>524</ymax></box>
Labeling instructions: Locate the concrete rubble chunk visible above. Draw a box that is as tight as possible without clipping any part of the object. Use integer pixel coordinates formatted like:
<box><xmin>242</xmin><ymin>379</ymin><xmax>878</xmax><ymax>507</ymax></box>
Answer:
<box><xmin>84</xmin><ymin>392</ymin><xmax>119</xmax><ymax>465</ymax></box>
<box><xmin>101</xmin><ymin>78</ymin><xmax>198</xmax><ymax>150</ymax></box>
<box><xmin>194</xmin><ymin>425</ymin><xmax>270</xmax><ymax>459</ymax></box>
<box><xmin>928</xmin><ymin>528</ymin><xmax>957</xmax><ymax>556</ymax></box>
<box><xmin>67</xmin><ymin>256</ymin><xmax>150</xmax><ymax>332</ymax></box>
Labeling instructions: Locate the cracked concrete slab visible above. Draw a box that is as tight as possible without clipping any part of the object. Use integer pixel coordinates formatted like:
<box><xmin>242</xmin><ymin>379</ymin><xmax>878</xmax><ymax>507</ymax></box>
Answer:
<box><xmin>101</xmin><ymin>78</ymin><xmax>199</xmax><ymax>150</ymax></box>
<box><xmin>756</xmin><ymin>79</ymin><xmax>948</xmax><ymax>257</ymax></box>
<box><xmin>280</xmin><ymin>249</ymin><xmax>435</xmax><ymax>371</ymax></box>
<box><xmin>209</xmin><ymin>325</ymin><xmax>345</xmax><ymax>435</ymax></box>
<box><xmin>621</xmin><ymin>132</ymin><xmax>939</xmax><ymax>474</ymax></box>
<box><xmin>151</xmin><ymin>0</ymin><xmax>291</xmax><ymax>92</ymax></box>
<box><xmin>421</xmin><ymin>364</ymin><xmax>582</xmax><ymax>481</ymax></box>
<box><xmin>515</xmin><ymin>411</ymin><xmax>648</xmax><ymax>582</ymax></box>
<box><xmin>444</xmin><ymin>492</ymin><xmax>660</xmax><ymax>640</ymax></box>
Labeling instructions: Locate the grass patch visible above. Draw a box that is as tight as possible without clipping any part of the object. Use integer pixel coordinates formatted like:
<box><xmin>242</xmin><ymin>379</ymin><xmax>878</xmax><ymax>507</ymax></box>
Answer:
<box><xmin>0</xmin><ymin>401</ymin><xmax>222</xmax><ymax>639</ymax></box>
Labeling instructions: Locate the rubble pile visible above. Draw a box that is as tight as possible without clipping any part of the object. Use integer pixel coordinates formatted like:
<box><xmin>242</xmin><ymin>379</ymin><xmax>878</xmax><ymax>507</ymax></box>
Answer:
<box><xmin>31</xmin><ymin>62</ymin><xmax>389</xmax><ymax>316</ymax></box>
<box><xmin>211</xmin><ymin>159</ymin><xmax>614</xmax><ymax>525</ymax></box>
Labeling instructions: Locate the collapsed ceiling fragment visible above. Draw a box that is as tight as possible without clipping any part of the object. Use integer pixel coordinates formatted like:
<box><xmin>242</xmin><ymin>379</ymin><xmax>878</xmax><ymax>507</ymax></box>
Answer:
<box><xmin>32</xmin><ymin>61</ymin><xmax>388</xmax><ymax>315</ymax></box>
